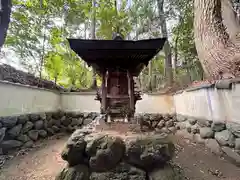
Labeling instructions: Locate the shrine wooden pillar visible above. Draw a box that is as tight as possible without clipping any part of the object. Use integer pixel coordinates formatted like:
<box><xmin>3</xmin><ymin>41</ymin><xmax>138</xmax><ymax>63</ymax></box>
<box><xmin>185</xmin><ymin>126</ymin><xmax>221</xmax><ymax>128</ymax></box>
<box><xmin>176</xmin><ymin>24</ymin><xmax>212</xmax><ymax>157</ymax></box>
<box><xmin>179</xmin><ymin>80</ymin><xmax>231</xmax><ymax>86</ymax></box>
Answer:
<box><xmin>127</xmin><ymin>71</ymin><xmax>134</xmax><ymax>114</ymax></box>
<box><xmin>101</xmin><ymin>70</ymin><xmax>107</xmax><ymax>113</ymax></box>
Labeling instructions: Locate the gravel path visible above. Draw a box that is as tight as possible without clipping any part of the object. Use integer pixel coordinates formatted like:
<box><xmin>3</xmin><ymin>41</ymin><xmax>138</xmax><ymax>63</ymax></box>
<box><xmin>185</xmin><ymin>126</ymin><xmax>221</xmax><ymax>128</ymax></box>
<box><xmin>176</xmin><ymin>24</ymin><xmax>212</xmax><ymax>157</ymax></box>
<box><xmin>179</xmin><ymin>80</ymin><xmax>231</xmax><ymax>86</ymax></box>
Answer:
<box><xmin>0</xmin><ymin>133</ymin><xmax>240</xmax><ymax>180</ymax></box>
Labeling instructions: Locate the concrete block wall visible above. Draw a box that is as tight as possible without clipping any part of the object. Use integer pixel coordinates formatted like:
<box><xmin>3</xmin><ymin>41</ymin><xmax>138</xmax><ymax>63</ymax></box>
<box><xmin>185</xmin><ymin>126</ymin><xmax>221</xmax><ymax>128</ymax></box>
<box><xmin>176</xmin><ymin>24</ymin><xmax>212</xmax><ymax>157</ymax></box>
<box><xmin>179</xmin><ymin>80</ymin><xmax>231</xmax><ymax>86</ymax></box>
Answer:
<box><xmin>173</xmin><ymin>80</ymin><xmax>240</xmax><ymax>123</ymax></box>
<box><xmin>0</xmin><ymin>80</ymin><xmax>175</xmax><ymax>117</ymax></box>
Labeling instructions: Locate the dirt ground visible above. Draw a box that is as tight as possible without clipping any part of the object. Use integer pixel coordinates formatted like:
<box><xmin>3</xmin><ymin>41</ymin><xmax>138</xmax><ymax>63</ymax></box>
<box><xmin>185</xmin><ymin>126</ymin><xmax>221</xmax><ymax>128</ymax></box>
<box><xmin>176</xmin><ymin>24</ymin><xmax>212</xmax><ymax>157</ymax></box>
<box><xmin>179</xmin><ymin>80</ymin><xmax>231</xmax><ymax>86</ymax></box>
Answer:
<box><xmin>0</xmin><ymin>134</ymin><xmax>240</xmax><ymax>180</ymax></box>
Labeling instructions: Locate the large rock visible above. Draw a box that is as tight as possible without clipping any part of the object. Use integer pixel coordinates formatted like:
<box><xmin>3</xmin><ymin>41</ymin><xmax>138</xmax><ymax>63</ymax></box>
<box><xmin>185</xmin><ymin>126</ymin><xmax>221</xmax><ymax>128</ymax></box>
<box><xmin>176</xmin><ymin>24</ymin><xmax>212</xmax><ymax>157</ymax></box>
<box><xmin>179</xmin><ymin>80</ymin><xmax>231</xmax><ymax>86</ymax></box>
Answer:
<box><xmin>197</xmin><ymin>119</ymin><xmax>212</xmax><ymax>127</ymax></box>
<box><xmin>188</xmin><ymin>118</ymin><xmax>197</xmax><ymax>125</ymax></box>
<box><xmin>23</xmin><ymin>140</ymin><xmax>34</xmax><ymax>148</ymax></box>
<box><xmin>226</xmin><ymin>122</ymin><xmax>240</xmax><ymax>138</ymax></box>
<box><xmin>1</xmin><ymin>140</ymin><xmax>23</xmax><ymax>151</ymax></box>
<box><xmin>200</xmin><ymin>127</ymin><xmax>214</xmax><ymax>139</ymax></box>
<box><xmin>38</xmin><ymin>130</ymin><xmax>48</xmax><ymax>138</ymax></box>
<box><xmin>149</xmin><ymin>164</ymin><xmax>184</xmax><ymax>180</ymax></box>
<box><xmin>176</xmin><ymin>115</ymin><xmax>186</xmax><ymax>122</ymax></box>
<box><xmin>222</xmin><ymin>146</ymin><xmax>240</xmax><ymax>166</ymax></box>
<box><xmin>17</xmin><ymin>134</ymin><xmax>31</xmax><ymax>142</ymax></box>
<box><xmin>61</xmin><ymin>129</ymin><xmax>87</xmax><ymax>166</ymax></box>
<box><xmin>125</xmin><ymin>135</ymin><xmax>174</xmax><ymax>171</ymax></box>
<box><xmin>22</xmin><ymin>121</ymin><xmax>34</xmax><ymax>133</ymax></box>
<box><xmin>34</xmin><ymin>120</ymin><xmax>44</xmax><ymax>130</ymax></box>
<box><xmin>0</xmin><ymin>127</ymin><xmax>6</xmax><ymax>143</ymax></box>
<box><xmin>8</xmin><ymin>124</ymin><xmax>22</xmax><ymax>138</ymax></box>
<box><xmin>205</xmin><ymin>139</ymin><xmax>222</xmax><ymax>155</ymax></box>
<box><xmin>211</xmin><ymin>121</ymin><xmax>226</xmax><ymax>132</ymax></box>
<box><xmin>28</xmin><ymin>130</ymin><xmax>39</xmax><ymax>141</ymax></box>
<box><xmin>235</xmin><ymin>138</ymin><xmax>240</xmax><ymax>150</ymax></box>
<box><xmin>18</xmin><ymin>114</ymin><xmax>29</xmax><ymax>124</ymax></box>
<box><xmin>90</xmin><ymin>163</ymin><xmax>146</xmax><ymax>180</ymax></box>
<box><xmin>0</xmin><ymin>116</ymin><xmax>18</xmax><ymax>128</ymax></box>
<box><xmin>60</xmin><ymin>116</ymin><xmax>72</xmax><ymax>126</ymax></box>
<box><xmin>83</xmin><ymin>118</ymin><xmax>93</xmax><ymax>126</ymax></box>
<box><xmin>214</xmin><ymin>130</ymin><xmax>235</xmax><ymax>147</ymax></box>
<box><xmin>39</xmin><ymin>113</ymin><xmax>47</xmax><ymax>120</ymax></box>
<box><xmin>85</xmin><ymin>134</ymin><xmax>125</xmax><ymax>172</ymax></box>
<box><xmin>56</xmin><ymin>164</ymin><xmax>90</xmax><ymax>180</ymax></box>
<box><xmin>29</xmin><ymin>114</ymin><xmax>40</xmax><ymax>122</ymax></box>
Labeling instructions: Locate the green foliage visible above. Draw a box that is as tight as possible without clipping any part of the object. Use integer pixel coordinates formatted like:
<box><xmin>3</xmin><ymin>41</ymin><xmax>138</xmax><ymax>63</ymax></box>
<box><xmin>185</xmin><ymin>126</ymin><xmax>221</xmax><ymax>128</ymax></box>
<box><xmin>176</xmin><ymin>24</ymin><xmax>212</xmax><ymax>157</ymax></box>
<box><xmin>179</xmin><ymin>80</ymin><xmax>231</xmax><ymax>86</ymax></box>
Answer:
<box><xmin>96</xmin><ymin>0</ymin><xmax>132</xmax><ymax>39</ymax></box>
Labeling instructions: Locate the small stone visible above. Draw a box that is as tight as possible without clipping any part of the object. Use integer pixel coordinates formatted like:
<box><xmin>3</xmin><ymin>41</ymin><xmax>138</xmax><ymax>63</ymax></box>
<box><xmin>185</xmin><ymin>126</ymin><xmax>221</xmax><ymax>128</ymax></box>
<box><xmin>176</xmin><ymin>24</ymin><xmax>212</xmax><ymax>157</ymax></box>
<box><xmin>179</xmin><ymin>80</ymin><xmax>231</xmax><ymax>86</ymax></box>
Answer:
<box><xmin>211</xmin><ymin>121</ymin><xmax>226</xmax><ymax>132</ymax></box>
<box><xmin>0</xmin><ymin>127</ymin><xmax>6</xmax><ymax>143</ymax></box>
<box><xmin>188</xmin><ymin>118</ymin><xmax>197</xmax><ymax>125</ymax></box>
<box><xmin>205</xmin><ymin>139</ymin><xmax>222</xmax><ymax>155</ymax></box>
<box><xmin>18</xmin><ymin>115</ymin><xmax>29</xmax><ymax>124</ymax></box>
<box><xmin>215</xmin><ymin>130</ymin><xmax>235</xmax><ymax>147</ymax></box>
<box><xmin>149</xmin><ymin>164</ymin><xmax>184</xmax><ymax>180</ymax></box>
<box><xmin>200</xmin><ymin>127</ymin><xmax>214</xmax><ymax>139</ymax></box>
<box><xmin>193</xmin><ymin>134</ymin><xmax>205</xmax><ymax>144</ymax></box>
<box><xmin>222</xmin><ymin>146</ymin><xmax>240</xmax><ymax>166</ymax></box>
<box><xmin>38</xmin><ymin>130</ymin><xmax>48</xmax><ymax>138</ymax></box>
<box><xmin>165</xmin><ymin>120</ymin><xmax>174</xmax><ymax>127</ymax></box>
<box><xmin>191</xmin><ymin>124</ymin><xmax>200</xmax><ymax>134</ymax></box>
<box><xmin>56</xmin><ymin>164</ymin><xmax>90</xmax><ymax>180</ymax></box>
<box><xmin>1</xmin><ymin>140</ymin><xmax>23</xmax><ymax>151</ymax></box>
<box><xmin>52</xmin><ymin>125</ymin><xmax>60</xmax><ymax>133</ymax></box>
<box><xmin>8</xmin><ymin>124</ymin><xmax>22</xmax><ymax>138</ymax></box>
<box><xmin>235</xmin><ymin>138</ymin><xmax>240</xmax><ymax>150</ymax></box>
<box><xmin>226</xmin><ymin>122</ymin><xmax>240</xmax><ymax>138</ymax></box>
<box><xmin>17</xmin><ymin>134</ymin><xmax>30</xmax><ymax>142</ymax></box>
<box><xmin>21</xmin><ymin>121</ymin><xmax>34</xmax><ymax>133</ymax></box>
<box><xmin>46</xmin><ymin>128</ymin><xmax>55</xmax><ymax>135</ymax></box>
<box><xmin>0</xmin><ymin>116</ymin><xmax>18</xmax><ymax>128</ymax></box>
<box><xmin>30</xmin><ymin>114</ymin><xmax>40</xmax><ymax>122</ymax></box>
<box><xmin>176</xmin><ymin>115</ymin><xmax>186</xmax><ymax>122</ymax></box>
<box><xmin>161</xmin><ymin>127</ymin><xmax>170</xmax><ymax>134</ymax></box>
<box><xmin>83</xmin><ymin>118</ymin><xmax>92</xmax><ymax>125</ymax></box>
<box><xmin>90</xmin><ymin>162</ymin><xmax>146</xmax><ymax>180</ymax></box>
<box><xmin>39</xmin><ymin>113</ymin><xmax>47</xmax><ymax>120</ymax></box>
<box><xmin>34</xmin><ymin>120</ymin><xmax>44</xmax><ymax>130</ymax></box>
<box><xmin>71</xmin><ymin>118</ymin><xmax>83</xmax><ymax>126</ymax></box>
<box><xmin>23</xmin><ymin>140</ymin><xmax>34</xmax><ymax>148</ymax></box>
<box><xmin>60</xmin><ymin>116</ymin><xmax>72</xmax><ymax>126</ymax></box>
<box><xmin>28</xmin><ymin>130</ymin><xmax>39</xmax><ymax>141</ymax></box>
<box><xmin>197</xmin><ymin>119</ymin><xmax>212</xmax><ymax>127</ymax></box>
<box><xmin>186</xmin><ymin>127</ymin><xmax>191</xmax><ymax>133</ymax></box>
<box><xmin>168</xmin><ymin>127</ymin><xmax>176</xmax><ymax>133</ymax></box>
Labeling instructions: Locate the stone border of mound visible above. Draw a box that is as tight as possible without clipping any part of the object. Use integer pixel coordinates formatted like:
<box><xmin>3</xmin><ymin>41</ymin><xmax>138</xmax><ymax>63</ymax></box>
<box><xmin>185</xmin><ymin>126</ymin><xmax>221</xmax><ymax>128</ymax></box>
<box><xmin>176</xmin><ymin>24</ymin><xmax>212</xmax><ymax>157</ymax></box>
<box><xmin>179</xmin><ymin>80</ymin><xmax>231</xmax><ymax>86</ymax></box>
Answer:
<box><xmin>175</xmin><ymin>114</ymin><xmax>240</xmax><ymax>167</ymax></box>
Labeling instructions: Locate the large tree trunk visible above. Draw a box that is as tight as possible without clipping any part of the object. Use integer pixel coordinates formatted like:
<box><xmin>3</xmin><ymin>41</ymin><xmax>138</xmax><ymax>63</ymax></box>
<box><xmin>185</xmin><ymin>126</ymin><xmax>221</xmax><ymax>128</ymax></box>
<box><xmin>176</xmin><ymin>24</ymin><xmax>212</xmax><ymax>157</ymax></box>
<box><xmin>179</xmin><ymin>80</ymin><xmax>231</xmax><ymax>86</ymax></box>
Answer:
<box><xmin>221</xmin><ymin>0</ymin><xmax>240</xmax><ymax>40</ymax></box>
<box><xmin>90</xmin><ymin>0</ymin><xmax>97</xmax><ymax>89</ymax></box>
<box><xmin>0</xmin><ymin>0</ymin><xmax>12</xmax><ymax>51</ymax></box>
<box><xmin>157</xmin><ymin>0</ymin><xmax>173</xmax><ymax>86</ymax></box>
<box><xmin>194</xmin><ymin>0</ymin><xmax>240</xmax><ymax>79</ymax></box>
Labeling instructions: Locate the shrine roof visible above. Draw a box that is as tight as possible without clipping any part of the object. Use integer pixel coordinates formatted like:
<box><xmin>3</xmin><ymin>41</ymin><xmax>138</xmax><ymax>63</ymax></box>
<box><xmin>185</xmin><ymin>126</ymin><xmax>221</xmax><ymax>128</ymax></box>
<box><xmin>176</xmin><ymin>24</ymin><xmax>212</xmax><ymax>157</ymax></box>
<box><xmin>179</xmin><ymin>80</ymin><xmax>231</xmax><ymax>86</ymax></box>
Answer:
<box><xmin>68</xmin><ymin>37</ymin><xmax>166</xmax><ymax>76</ymax></box>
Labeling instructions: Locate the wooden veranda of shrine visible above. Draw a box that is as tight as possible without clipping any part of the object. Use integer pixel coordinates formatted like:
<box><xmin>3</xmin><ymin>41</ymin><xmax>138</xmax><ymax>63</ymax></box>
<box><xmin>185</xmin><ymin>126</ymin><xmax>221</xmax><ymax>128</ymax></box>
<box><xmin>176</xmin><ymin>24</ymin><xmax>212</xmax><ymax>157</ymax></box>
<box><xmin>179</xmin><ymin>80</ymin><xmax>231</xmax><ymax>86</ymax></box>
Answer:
<box><xmin>68</xmin><ymin>35</ymin><xmax>166</xmax><ymax>122</ymax></box>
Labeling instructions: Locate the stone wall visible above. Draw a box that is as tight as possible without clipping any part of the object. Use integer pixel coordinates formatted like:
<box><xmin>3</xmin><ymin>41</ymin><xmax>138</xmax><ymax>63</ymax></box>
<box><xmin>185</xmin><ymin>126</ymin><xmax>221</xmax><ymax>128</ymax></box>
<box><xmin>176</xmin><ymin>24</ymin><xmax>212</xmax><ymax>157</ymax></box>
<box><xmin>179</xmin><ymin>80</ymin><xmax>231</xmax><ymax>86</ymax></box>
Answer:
<box><xmin>173</xmin><ymin>80</ymin><xmax>240</xmax><ymax>165</ymax></box>
<box><xmin>0</xmin><ymin>111</ymin><xmax>99</xmax><ymax>154</ymax></box>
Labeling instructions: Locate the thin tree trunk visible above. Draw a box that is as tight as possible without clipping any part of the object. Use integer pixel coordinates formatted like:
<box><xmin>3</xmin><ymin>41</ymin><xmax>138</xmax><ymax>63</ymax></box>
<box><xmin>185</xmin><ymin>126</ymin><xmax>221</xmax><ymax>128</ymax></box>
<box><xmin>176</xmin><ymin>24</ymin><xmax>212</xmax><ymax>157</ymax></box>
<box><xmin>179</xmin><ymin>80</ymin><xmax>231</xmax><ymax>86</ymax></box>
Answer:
<box><xmin>0</xmin><ymin>0</ymin><xmax>12</xmax><ymax>51</ymax></box>
<box><xmin>90</xmin><ymin>0</ymin><xmax>97</xmax><ymax>89</ymax></box>
<box><xmin>194</xmin><ymin>0</ymin><xmax>240</xmax><ymax>79</ymax></box>
<box><xmin>157</xmin><ymin>0</ymin><xmax>173</xmax><ymax>86</ymax></box>
<box><xmin>39</xmin><ymin>27</ymin><xmax>46</xmax><ymax>79</ymax></box>
<box><xmin>148</xmin><ymin>61</ymin><xmax>152</xmax><ymax>91</ymax></box>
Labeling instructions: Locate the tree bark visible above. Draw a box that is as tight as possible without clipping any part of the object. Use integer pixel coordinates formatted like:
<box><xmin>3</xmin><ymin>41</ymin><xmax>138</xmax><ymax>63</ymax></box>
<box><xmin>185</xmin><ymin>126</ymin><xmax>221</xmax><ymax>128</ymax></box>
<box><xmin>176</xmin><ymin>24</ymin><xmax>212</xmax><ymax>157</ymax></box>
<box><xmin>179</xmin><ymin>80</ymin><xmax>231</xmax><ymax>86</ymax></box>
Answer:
<box><xmin>90</xmin><ymin>0</ymin><xmax>97</xmax><ymax>89</ymax></box>
<box><xmin>0</xmin><ymin>0</ymin><xmax>12</xmax><ymax>51</ymax></box>
<box><xmin>221</xmin><ymin>0</ymin><xmax>240</xmax><ymax>40</ymax></box>
<box><xmin>194</xmin><ymin>0</ymin><xmax>240</xmax><ymax>79</ymax></box>
<box><xmin>157</xmin><ymin>0</ymin><xmax>173</xmax><ymax>86</ymax></box>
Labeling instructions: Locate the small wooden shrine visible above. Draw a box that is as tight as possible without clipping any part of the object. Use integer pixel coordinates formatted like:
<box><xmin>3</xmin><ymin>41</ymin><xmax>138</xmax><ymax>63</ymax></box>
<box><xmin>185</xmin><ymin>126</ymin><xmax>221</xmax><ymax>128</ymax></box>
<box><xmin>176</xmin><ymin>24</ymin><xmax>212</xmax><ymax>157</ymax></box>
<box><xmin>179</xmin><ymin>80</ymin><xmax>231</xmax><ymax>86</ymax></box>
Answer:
<box><xmin>68</xmin><ymin>35</ymin><xmax>166</xmax><ymax>122</ymax></box>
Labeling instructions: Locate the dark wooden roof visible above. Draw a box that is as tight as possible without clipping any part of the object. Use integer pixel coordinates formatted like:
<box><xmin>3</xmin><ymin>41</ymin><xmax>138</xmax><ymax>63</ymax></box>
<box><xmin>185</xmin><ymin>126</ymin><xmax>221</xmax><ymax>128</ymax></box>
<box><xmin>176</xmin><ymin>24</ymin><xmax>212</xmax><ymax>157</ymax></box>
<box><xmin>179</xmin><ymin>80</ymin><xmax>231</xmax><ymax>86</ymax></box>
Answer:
<box><xmin>68</xmin><ymin>38</ymin><xmax>166</xmax><ymax>76</ymax></box>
